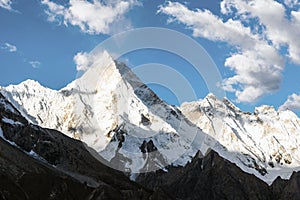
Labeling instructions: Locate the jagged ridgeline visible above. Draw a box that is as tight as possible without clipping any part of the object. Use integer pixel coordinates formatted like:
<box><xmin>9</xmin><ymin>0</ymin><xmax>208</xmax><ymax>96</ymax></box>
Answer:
<box><xmin>1</xmin><ymin>51</ymin><xmax>300</xmax><ymax>199</ymax></box>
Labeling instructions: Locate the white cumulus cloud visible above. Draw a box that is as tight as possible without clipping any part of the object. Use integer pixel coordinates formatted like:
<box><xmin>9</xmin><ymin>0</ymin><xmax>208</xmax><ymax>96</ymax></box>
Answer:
<box><xmin>283</xmin><ymin>0</ymin><xmax>299</xmax><ymax>7</ymax></box>
<box><xmin>221</xmin><ymin>0</ymin><xmax>300</xmax><ymax>65</ymax></box>
<box><xmin>41</xmin><ymin>0</ymin><xmax>140</xmax><ymax>35</ymax></box>
<box><xmin>1</xmin><ymin>43</ymin><xmax>17</xmax><ymax>52</ymax></box>
<box><xmin>73</xmin><ymin>51</ymin><xmax>93</xmax><ymax>71</ymax></box>
<box><xmin>159</xmin><ymin>0</ymin><xmax>300</xmax><ymax>103</ymax></box>
<box><xmin>279</xmin><ymin>93</ymin><xmax>300</xmax><ymax>111</ymax></box>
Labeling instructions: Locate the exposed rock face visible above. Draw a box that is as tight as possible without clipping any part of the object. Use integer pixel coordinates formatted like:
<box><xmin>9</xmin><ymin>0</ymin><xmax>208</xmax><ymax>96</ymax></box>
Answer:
<box><xmin>0</xmin><ymin>138</ymin><xmax>96</xmax><ymax>200</ymax></box>
<box><xmin>137</xmin><ymin>150</ymin><xmax>271</xmax><ymax>200</ymax></box>
<box><xmin>3</xmin><ymin>90</ymin><xmax>300</xmax><ymax>199</ymax></box>
<box><xmin>272</xmin><ymin>172</ymin><xmax>300</xmax><ymax>200</ymax></box>
<box><xmin>0</xmin><ymin>93</ymin><xmax>170</xmax><ymax>200</ymax></box>
<box><xmin>137</xmin><ymin>150</ymin><xmax>300</xmax><ymax>200</ymax></box>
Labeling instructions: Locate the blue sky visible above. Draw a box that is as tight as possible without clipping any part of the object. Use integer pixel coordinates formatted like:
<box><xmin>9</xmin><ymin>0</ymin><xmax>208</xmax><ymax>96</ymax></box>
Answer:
<box><xmin>1</xmin><ymin>0</ymin><xmax>300</xmax><ymax>115</ymax></box>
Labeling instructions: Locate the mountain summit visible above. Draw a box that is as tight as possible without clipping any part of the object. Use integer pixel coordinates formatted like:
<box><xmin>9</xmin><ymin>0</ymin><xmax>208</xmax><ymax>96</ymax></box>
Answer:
<box><xmin>1</xmin><ymin>51</ymin><xmax>208</xmax><ymax>174</ymax></box>
<box><xmin>181</xmin><ymin>93</ymin><xmax>300</xmax><ymax>184</ymax></box>
<box><xmin>2</xmin><ymin>51</ymin><xmax>300</xmax><ymax>184</ymax></box>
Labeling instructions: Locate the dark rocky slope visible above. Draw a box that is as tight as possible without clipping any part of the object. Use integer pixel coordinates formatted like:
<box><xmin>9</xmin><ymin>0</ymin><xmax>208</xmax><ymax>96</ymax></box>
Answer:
<box><xmin>0</xmin><ymin>93</ymin><xmax>169</xmax><ymax>200</ymax></box>
<box><xmin>137</xmin><ymin>150</ymin><xmax>300</xmax><ymax>200</ymax></box>
<box><xmin>2</xmin><ymin>91</ymin><xmax>300</xmax><ymax>200</ymax></box>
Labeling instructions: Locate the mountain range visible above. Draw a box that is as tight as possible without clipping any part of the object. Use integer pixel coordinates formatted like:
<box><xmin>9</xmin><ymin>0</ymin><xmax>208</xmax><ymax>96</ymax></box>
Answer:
<box><xmin>1</xmin><ymin>51</ymin><xmax>300</xmax><ymax>199</ymax></box>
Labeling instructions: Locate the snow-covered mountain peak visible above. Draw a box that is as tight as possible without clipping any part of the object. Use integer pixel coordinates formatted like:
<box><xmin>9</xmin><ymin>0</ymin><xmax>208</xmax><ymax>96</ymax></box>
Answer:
<box><xmin>204</xmin><ymin>92</ymin><xmax>217</xmax><ymax>101</ymax></box>
<box><xmin>63</xmin><ymin>51</ymin><xmax>116</xmax><ymax>90</ymax></box>
<box><xmin>203</xmin><ymin>93</ymin><xmax>241</xmax><ymax>112</ymax></box>
<box><xmin>180</xmin><ymin>95</ymin><xmax>300</xmax><ymax>184</ymax></box>
<box><xmin>254</xmin><ymin>105</ymin><xmax>277</xmax><ymax>116</ymax></box>
<box><xmin>19</xmin><ymin>79</ymin><xmax>42</xmax><ymax>87</ymax></box>
<box><xmin>6</xmin><ymin>79</ymin><xmax>45</xmax><ymax>94</ymax></box>
<box><xmin>63</xmin><ymin>50</ymin><xmax>145</xmax><ymax>101</ymax></box>
<box><xmin>252</xmin><ymin>105</ymin><xmax>299</xmax><ymax>123</ymax></box>
<box><xmin>279</xmin><ymin>109</ymin><xmax>299</xmax><ymax>120</ymax></box>
<box><xmin>181</xmin><ymin>93</ymin><xmax>242</xmax><ymax>120</ymax></box>
<box><xmin>0</xmin><ymin>51</ymin><xmax>206</xmax><ymax>174</ymax></box>
<box><xmin>3</xmin><ymin>51</ymin><xmax>300</xmax><ymax>183</ymax></box>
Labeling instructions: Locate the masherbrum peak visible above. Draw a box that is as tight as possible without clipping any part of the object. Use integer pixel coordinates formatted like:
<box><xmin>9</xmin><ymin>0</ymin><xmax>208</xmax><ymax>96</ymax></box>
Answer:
<box><xmin>2</xmin><ymin>51</ymin><xmax>300</xmax><ymax>184</ymax></box>
<box><xmin>1</xmin><ymin>51</ymin><xmax>206</xmax><ymax>173</ymax></box>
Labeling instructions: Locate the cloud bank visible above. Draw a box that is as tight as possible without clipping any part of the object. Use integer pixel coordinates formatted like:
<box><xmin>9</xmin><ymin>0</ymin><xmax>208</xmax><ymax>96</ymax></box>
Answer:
<box><xmin>159</xmin><ymin>0</ymin><xmax>300</xmax><ymax>103</ymax></box>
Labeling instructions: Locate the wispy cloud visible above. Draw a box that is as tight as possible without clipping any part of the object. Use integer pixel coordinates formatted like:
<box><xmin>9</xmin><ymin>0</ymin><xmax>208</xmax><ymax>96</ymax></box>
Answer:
<box><xmin>0</xmin><ymin>0</ymin><xmax>12</xmax><ymax>10</ymax></box>
<box><xmin>1</xmin><ymin>42</ymin><xmax>17</xmax><ymax>52</ymax></box>
<box><xmin>1</xmin><ymin>42</ymin><xmax>41</xmax><ymax>69</ymax></box>
<box><xmin>41</xmin><ymin>0</ymin><xmax>140</xmax><ymax>35</ymax></box>
<box><xmin>29</xmin><ymin>61</ymin><xmax>41</xmax><ymax>68</ymax></box>
<box><xmin>279</xmin><ymin>93</ymin><xmax>300</xmax><ymax>111</ymax></box>
<box><xmin>159</xmin><ymin>0</ymin><xmax>300</xmax><ymax>103</ymax></box>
